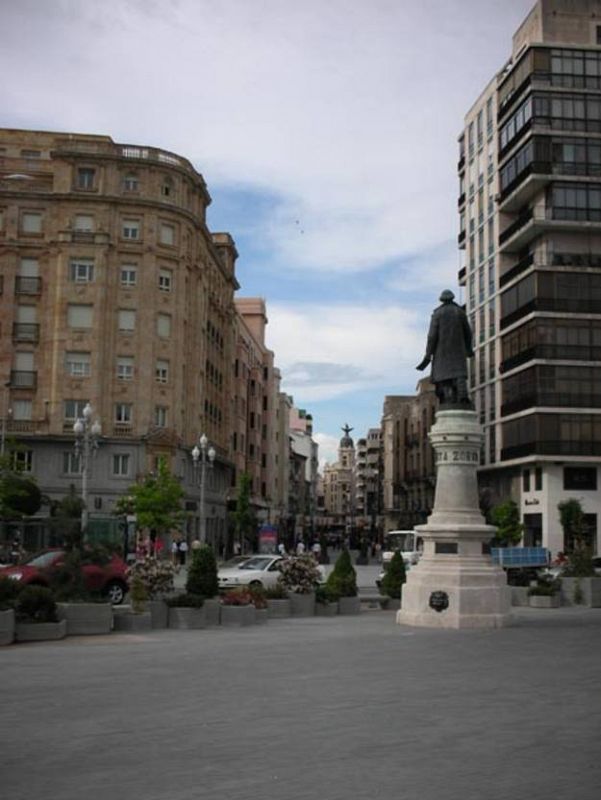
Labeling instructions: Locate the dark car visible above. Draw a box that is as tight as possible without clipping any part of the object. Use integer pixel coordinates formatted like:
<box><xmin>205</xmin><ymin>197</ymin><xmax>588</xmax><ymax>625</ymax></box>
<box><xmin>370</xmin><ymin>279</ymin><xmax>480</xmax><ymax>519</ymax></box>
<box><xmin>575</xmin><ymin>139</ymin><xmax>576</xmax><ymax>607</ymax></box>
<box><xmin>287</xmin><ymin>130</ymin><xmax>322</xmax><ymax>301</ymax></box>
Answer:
<box><xmin>0</xmin><ymin>549</ymin><xmax>129</xmax><ymax>604</ymax></box>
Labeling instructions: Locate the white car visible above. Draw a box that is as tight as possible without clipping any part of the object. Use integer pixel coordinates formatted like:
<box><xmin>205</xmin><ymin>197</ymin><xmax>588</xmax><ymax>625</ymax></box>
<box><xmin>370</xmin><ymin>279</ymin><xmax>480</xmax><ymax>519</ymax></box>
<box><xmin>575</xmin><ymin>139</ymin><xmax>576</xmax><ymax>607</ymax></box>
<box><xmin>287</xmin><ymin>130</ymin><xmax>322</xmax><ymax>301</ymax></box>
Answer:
<box><xmin>218</xmin><ymin>555</ymin><xmax>284</xmax><ymax>591</ymax></box>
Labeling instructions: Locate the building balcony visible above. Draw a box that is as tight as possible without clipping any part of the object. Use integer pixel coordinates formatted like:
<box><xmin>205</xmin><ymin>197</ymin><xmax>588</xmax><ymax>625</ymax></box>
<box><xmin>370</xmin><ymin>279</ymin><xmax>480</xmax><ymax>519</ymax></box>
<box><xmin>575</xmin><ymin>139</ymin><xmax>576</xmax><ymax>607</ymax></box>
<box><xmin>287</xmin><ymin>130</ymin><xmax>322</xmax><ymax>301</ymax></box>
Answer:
<box><xmin>501</xmin><ymin>391</ymin><xmax>601</xmax><ymax>418</ymax></box>
<box><xmin>499</xmin><ymin>253</ymin><xmax>534</xmax><ymax>288</ymax></box>
<box><xmin>457</xmin><ymin>192</ymin><xmax>466</xmax><ymax>208</ymax></box>
<box><xmin>12</xmin><ymin>323</ymin><xmax>40</xmax><ymax>343</ymax></box>
<box><xmin>458</xmin><ymin>229</ymin><xmax>466</xmax><ymax>249</ymax></box>
<box><xmin>500</xmin><ymin>297</ymin><xmax>601</xmax><ymax>330</ymax></box>
<box><xmin>113</xmin><ymin>423</ymin><xmax>133</xmax><ymax>437</ymax></box>
<box><xmin>458</xmin><ymin>155</ymin><xmax>465</xmax><ymax>173</ymax></box>
<box><xmin>500</xmin><ymin>343</ymin><xmax>601</xmax><ymax>373</ymax></box>
<box><xmin>501</xmin><ymin>439</ymin><xmax>601</xmax><ymax>461</ymax></box>
<box><xmin>498</xmin><ymin>163</ymin><xmax>551</xmax><ymax>212</ymax></box>
<box><xmin>10</xmin><ymin>370</ymin><xmax>37</xmax><ymax>389</ymax></box>
<box><xmin>15</xmin><ymin>276</ymin><xmax>42</xmax><ymax>295</ymax></box>
<box><xmin>458</xmin><ymin>266</ymin><xmax>466</xmax><ymax>286</ymax></box>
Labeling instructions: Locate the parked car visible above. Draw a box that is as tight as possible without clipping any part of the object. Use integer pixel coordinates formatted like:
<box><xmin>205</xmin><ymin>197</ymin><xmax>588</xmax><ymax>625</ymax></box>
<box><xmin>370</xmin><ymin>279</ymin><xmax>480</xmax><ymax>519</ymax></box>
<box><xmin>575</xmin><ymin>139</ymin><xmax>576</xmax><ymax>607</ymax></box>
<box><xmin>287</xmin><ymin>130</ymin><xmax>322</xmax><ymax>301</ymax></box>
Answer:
<box><xmin>0</xmin><ymin>548</ymin><xmax>129</xmax><ymax>604</ymax></box>
<box><xmin>218</xmin><ymin>555</ymin><xmax>284</xmax><ymax>591</ymax></box>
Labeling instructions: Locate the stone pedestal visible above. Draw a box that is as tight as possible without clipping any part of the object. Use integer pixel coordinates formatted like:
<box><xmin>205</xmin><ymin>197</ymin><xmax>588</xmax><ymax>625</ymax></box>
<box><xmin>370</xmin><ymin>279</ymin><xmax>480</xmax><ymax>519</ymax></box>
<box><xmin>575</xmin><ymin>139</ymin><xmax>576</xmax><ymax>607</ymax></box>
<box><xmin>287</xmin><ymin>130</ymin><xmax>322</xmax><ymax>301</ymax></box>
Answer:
<box><xmin>397</xmin><ymin>409</ymin><xmax>511</xmax><ymax>629</ymax></box>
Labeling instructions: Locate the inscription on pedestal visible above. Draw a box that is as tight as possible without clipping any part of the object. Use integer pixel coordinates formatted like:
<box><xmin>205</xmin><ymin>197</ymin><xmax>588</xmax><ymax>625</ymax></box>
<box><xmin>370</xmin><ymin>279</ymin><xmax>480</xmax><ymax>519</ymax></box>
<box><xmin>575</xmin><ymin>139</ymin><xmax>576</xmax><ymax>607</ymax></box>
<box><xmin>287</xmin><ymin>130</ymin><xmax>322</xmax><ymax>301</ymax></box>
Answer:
<box><xmin>435</xmin><ymin>542</ymin><xmax>458</xmax><ymax>554</ymax></box>
<box><xmin>429</xmin><ymin>591</ymin><xmax>449</xmax><ymax>612</ymax></box>
<box><xmin>436</xmin><ymin>449</ymin><xmax>479</xmax><ymax>464</ymax></box>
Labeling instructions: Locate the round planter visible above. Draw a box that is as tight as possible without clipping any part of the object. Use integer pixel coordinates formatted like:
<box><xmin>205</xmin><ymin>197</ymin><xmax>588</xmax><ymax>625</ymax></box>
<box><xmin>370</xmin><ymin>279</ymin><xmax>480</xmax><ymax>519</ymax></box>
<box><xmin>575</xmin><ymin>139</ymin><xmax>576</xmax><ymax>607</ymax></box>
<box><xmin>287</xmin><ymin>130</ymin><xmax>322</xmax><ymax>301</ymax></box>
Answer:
<box><xmin>148</xmin><ymin>600</ymin><xmax>169</xmax><ymax>629</ymax></box>
<box><xmin>15</xmin><ymin>619</ymin><xmax>67</xmax><ymax>642</ymax></box>
<box><xmin>0</xmin><ymin>608</ymin><xmax>16</xmax><ymax>646</ymax></box>
<box><xmin>315</xmin><ymin>601</ymin><xmax>338</xmax><ymax>617</ymax></box>
<box><xmin>220</xmin><ymin>604</ymin><xmax>256</xmax><ymax>627</ymax></box>
<box><xmin>113</xmin><ymin>610</ymin><xmax>152</xmax><ymax>631</ymax></box>
<box><xmin>528</xmin><ymin>594</ymin><xmax>560</xmax><ymax>608</ymax></box>
<box><xmin>168</xmin><ymin>606</ymin><xmax>206</xmax><ymax>629</ymax></box>
<box><xmin>57</xmin><ymin>602</ymin><xmax>113</xmax><ymax>636</ymax></box>
<box><xmin>203</xmin><ymin>598</ymin><xmax>221</xmax><ymax>626</ymax></box>
<box><xmin>254</xmin><ymin>608</ymin><xmax>269</xmax><ymax>625</ymax></box>
<box><xmin>338</xmin><ymin>596</ymin><xmax>361</xmax><ymax>615</ymax></box>
<box><xmin>290</xmin><ymin>592</ymin><xmax>316</xmax><ymax>617</ymax></box>
<box><xmin>267</xmin><ymin>599</ymin><xmax>291</xmax><ymax>618</ymax></box>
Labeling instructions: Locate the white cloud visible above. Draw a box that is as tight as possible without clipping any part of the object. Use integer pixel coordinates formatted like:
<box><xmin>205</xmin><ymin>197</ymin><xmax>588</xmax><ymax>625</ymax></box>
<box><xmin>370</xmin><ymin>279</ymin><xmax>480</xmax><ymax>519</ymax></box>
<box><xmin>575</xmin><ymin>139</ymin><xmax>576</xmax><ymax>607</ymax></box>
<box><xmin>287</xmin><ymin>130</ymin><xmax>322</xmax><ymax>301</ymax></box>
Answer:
<box><xmin>314</xmin><ymin>432</ymin><xmax>340</xmax><ymax>470</ymax></box>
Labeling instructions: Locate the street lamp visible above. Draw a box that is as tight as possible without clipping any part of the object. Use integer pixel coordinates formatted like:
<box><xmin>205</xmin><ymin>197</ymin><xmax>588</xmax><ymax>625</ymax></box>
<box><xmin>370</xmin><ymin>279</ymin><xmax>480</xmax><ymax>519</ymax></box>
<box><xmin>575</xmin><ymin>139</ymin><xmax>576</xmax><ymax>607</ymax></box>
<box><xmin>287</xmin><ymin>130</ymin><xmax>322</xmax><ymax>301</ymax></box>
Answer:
<box><xmin>191</xmin><ymin>433</ymin><xmax>216</xmax><ymax>545</ymax></box>
<box><xmin>73</xmin><ymin>402</ymin><xmax>101</xmax><ymax>537</ymax></box>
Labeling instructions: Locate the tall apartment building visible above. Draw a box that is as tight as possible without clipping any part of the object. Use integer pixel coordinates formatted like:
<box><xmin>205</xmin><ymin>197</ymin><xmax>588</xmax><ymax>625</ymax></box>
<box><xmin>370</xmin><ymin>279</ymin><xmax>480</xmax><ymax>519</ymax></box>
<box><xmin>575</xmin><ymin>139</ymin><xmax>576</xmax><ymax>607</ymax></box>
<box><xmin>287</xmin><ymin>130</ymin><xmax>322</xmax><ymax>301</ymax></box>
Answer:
<box><xmin>355</xmin><ymin>428</ymin><xmax>382</xmax><ymax>535</ymax></box>
<box><xmin>0</xmin><ymin>128</ymin><xmax>239</xmax><ymax>543</ymax></box>
<box><xmin>381</xmin><ymin>379</ymin><xmax>436</xmax><ymax>532</ymax></box>
<box><xmin>322</xmin><ymin>426</ymin><xmax>356</xmax><ymax>536</ymax></box>
<box><xmin>458</xmin><ymin>0</ymin><xmax>601</xmax><ymax>555</ymax></box>
<box><xmin>288</xmin><ymin>402</ymin><xmax>319</xmax><ymax>540</ymax></box>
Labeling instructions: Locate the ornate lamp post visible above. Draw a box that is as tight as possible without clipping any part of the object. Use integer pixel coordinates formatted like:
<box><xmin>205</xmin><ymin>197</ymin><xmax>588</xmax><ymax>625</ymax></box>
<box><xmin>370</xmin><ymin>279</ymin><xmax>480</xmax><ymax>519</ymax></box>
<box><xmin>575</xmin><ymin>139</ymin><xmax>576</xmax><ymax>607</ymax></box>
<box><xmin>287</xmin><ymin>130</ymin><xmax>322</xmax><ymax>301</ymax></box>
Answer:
<box><xmin>73</xmin><ymin>402</ymin><xmax>101</xmax><ymax>537</ymax></box>
<box><xmin>191</xmin><ymin>433</ymin><xmax>216</xmax><ymax>545</ymax></box>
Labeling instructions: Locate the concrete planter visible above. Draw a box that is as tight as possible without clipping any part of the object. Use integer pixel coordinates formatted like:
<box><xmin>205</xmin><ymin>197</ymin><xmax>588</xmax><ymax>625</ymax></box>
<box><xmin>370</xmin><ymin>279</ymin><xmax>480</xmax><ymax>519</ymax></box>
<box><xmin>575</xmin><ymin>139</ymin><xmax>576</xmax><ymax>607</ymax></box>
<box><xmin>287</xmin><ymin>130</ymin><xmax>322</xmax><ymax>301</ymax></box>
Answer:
<box><xmin>204</xmin><ymin>598</ymin><xmax>221</xmax><ymax>626</ymax></box>
<box><xmin>379</xmin><ymin>596</ymin><xmax>401</xmax><ymax>610</ymax></box>
<box><xmin>113</xmin><ymin>610</ymin><xmax>152</xmax><ymax>631</ymax></box>
<box><xmin>338</xmin><ymin>596</ymin><xmax>361</xmax><ymax>615</ymax></box>
<box><xmin>561</xmin><ymin>577</ymin><xmax>601</xmax><ymax>608</ymax></box>
<box><xmin>220</xmin><ymin>604</ymin><xmax>256</xmax><ymax>627</ymax></box>
<box><xmin>57</xmin><ymin>602</ymin><xmax>113</xmax><ymax>636</ymax></box>
<box><xmin>289</xmin><ymin>592</ymin><xmax>316</xmax><ymax>617</ymax></box>
<box><xmin>315</xmin><ymin>601</ymin><xmax>338</xmax><ymax>617</ymax></box>
<box><xmin>254</xmin><ymin>608</ymin><xmax>269</xmax><ymax>624</ymax></box>
<box><xmin>0</xmin><ymin>608</ymin><xmax>15</xmax><ymax>645</ymax></box>
<box><xmin>168</xmin><ymin>606</ymin><xmax>206</xmax><ymax>629</ymax></box>
<box><xmin>528</xmin><ymin>594</ymin><xmax>560</xmax><ymax>608</ymax></box>
<box><xmin>15</xmin><ymin>619</ymin><xmax>67</xmax><ymax>642</ymax></box>
<box><xmin>148</xmin><ymin>600</ymin><xmax>169</xmax><ymax>629</ymax></box>
<box><xmin>267</xmin><ymin>599</ymin><xmax>291</xmax><ymax>618</ymax></box>
<box><xmin>510</xmin><ymin>587</ymin><xmax>531</xmax><ymax>607</ymax></box>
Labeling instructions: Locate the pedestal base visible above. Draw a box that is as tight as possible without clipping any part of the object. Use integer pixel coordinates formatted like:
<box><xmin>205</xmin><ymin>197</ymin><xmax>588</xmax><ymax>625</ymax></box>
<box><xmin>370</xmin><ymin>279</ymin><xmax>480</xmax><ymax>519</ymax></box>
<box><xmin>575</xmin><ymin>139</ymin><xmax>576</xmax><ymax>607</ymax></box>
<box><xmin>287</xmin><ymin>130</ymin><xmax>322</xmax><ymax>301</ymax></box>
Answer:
<box><xmin>396</xmin><ymin>555</ymin><xmax>512</xmax><ymax>629</ymax></box>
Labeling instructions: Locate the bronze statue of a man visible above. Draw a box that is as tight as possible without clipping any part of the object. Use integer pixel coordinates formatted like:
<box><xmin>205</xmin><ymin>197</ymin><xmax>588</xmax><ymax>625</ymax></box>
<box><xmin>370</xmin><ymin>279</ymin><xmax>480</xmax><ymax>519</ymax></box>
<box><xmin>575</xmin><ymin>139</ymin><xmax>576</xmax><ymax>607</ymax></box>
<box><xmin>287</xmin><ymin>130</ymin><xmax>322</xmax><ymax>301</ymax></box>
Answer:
<box><xmin>416</xmin><ymin>289</ymin><xmax>474</xmax><ymax>406</ymax></box>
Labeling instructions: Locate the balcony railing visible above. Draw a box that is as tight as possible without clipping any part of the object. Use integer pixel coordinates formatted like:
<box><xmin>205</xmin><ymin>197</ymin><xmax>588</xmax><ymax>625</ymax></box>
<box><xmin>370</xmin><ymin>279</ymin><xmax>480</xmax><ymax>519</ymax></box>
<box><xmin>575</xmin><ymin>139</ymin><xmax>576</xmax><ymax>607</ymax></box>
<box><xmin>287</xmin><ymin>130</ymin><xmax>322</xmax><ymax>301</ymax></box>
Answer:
<box><xmin>15</xmin><ymin>276</ymin><xmax>42</xmax><ymax>295</ymax></box>
<box><xmin>10</xmin><ymin>371</ymin><xmax>37</xmax><ymax>389</ymax></box>
<box><xmin>499</xmin><ymin>208</ymin><xmax>533</xmax><ymax>245</ymax></box>
<box><xmin>458</xmin><ymin>229</ymin><xmax>466</xmax><ymax>248</ymax></box>
<box><xmin>500</xmin><ymin>297</ymin><xmax>601</xmax><ymax>329</ymax></box>
<box><xmin>12</xmin><ymin>323</ymin><xmax>40</xmax><ymax>343</ymax></box>
<box><xmin>501</xmin><ymin>392</ymin><xmax>601</xmax><ymax>417</ymax></box>
<box><xmin>499</xmin><ymin>253</ymin><xmax>534</xmax><ymax>287</ymax></box>
<box><xmin>501</xmin><ymin>439</ymin><xmax>601</xmax><ymax>460</ymax></box>
<box><xmin>113</xmin><ymin>423</ymin><xmax>133</xmax><ymax>437</ymax></box>
<box><xmin>457</xmin><ymin>192</ymin><xmax>466</xmax><ymax>208</ymax></box>
<box><xmin>501</xmin><ymin>344</ymin><xmax>601</xmax><ymax>373</ymax></box>
<box><xmin>458</xmin><ymin>266</ymin><xmax>466</xmax><ymax>286</ymax></box>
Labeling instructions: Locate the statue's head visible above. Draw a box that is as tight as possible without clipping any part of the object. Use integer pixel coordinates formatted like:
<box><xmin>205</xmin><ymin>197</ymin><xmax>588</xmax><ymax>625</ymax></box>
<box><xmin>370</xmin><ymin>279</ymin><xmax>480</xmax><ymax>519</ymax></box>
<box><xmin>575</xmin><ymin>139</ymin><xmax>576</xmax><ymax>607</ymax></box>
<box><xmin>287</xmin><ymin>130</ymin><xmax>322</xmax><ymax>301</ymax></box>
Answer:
<box><xmin>439</xmin><ymin>289</ymin><xmax>455</xmax><ymax>303</ymax></box>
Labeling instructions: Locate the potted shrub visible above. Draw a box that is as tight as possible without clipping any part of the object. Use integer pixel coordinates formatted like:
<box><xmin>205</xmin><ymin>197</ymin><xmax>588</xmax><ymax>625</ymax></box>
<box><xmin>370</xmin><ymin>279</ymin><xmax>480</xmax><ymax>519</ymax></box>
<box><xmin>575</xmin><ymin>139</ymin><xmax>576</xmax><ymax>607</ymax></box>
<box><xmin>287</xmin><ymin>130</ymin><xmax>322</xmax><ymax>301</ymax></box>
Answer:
<box><xmin>52</xmin><ymin>548</ymin><xmax>115</xmax><ymax>636</ymax></box>
<box><xmin>379</xmin><ymin>551</ymin><xmax>406</xmax><ymax>610</ymax></box>
<box><xmin>249</xmin><ymin>584</ymin><xmax>269</xmax><ymax>624</ymax></box>
<box><xmin>315</xmin><ymin>584</ymin><xmax>339</xmax><ymax>616</ymax></box>
<box><xmin>0</xmin><ymin>574</ymin><xmax>20</xmax><ymax>645</ymax></box>
<box><xmin>166</xmin><ymin>592</ymin><xmax>206</xmax><ymax>629</ymax></box>
<box><xmin>278</xmin><ymin>555</ymin><xmax>321</xmax><ymax>616</ymax></box>
<box><xmin>327</xmin><ymin>549</ymin><xmax>360</xmax><ymax>614</ymax></box>
<box><xmin>561</xmin><ymin>545</ymin><xmax>601</xmax><ymax>608</ymax></box>
<box><xmin>528</xmin><ymin>574</ymin><xmax>561</xmax><ymax>608</ymax></box>
<box><xmin>264</xmin><ymin>582</ymin><xmax>291</xmax><ymax>618</ymax></box>
<box><xmin>186</xmin><ymin>545</ymin><xmax>220</xmax><ymax>625</ymax></box>
<box><xmin>220</xmin><ymin>587</ymin><xmax>256</xmax><ymax>626</ymax></box>
<box><xmin>114</xmin><ymin>573</ymin><xmax>152</xmax><ymax>632</ymax></box>
<box><xmin>15</xmin><ymin>585</ymin><xmax>67</xmax><ymax>642</ymax></box>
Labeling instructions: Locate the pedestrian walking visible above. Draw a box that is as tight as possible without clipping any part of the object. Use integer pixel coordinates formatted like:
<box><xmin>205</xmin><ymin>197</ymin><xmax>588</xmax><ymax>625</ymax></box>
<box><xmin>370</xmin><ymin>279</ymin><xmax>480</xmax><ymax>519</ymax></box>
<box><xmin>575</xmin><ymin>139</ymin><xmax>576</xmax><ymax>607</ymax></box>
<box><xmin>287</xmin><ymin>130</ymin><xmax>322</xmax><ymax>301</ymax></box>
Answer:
<box><xmin>178</xmin><ymin>539</ymin><xmax>189</xmax><ymax>566</ymax></box>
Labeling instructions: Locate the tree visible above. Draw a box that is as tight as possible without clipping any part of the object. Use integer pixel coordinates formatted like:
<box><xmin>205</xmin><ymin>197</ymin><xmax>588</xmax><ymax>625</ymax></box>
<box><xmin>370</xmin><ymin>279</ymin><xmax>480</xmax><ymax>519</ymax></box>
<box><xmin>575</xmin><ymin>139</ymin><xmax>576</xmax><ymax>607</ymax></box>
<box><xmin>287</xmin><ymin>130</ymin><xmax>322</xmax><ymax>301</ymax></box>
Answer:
<box><xmin>0</xmin><ymin>454</ymin><xmax>42</xmax><ymax>519</ymax></box>
<box><xmin>186</xmin><ymin>545</ymin><xmax>218</xmax><ymax>598</ymax></box>
<box><xmin>326</xmin><ymin>548</ymin><xmax>358</xmax><ymax>598</ymax></box>
<box><xmin>558</xmin><ymin>498</ymin><xmax>585</xmax><ymax>551</ymax></box>
<box><xmin>380</xmin><ymin>551</ymin><xmax>406</xmax><ymax>599</ymax></box>
<box><xmin>232</xmin><ymin>473</ymin><xmax>256</xmax><ymax>552</ymax></box>
<box><xmin>490</xmin><ymin>500</ymin><xmax>523</xmax><ymax>546</ymax></box>
<box><xmin>126</xmin><ymin>461</ymin><xmax>185</xmax><ymax>541</ymax></box>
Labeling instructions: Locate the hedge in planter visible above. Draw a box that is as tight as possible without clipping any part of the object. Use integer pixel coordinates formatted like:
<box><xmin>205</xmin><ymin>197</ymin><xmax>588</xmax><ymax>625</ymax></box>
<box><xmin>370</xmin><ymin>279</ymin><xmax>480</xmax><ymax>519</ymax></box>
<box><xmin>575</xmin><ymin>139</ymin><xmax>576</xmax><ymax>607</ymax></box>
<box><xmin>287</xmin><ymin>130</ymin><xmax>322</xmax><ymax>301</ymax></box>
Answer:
<box><xmin>15</xmin><ymin>585</ymin><xmax>67</xmax><ymax>642</ymax></box>
<box><xmin>315</xmin><ymin>584</ymin><xmax>338</xmax><ymax>616</ymax></box>
<box><xmin>166</xmin><ymin>593</ymin><xmax>206</xmax><ymax>629</ymax></box>
<box><xmin>186</xmin><ymin>545</ymin><xmax>219</xmax><ymax>598</ymax></box>
<box><xmin>326</xmin><ymin>549</ymin><xmax>360</xmax><ymax>614</ymax></box>
<box><xmin>264</xmin><ymin>582</ymin><xmax>291</xmax><ymax>618</ymax></box>
<box><xmin>0</xmin><ymin>575</ymin><xmax>21</xmax><ymax>645</ymax></box>
<box><xmin>379</xmin><ymin>551</ymin><xmax>406</xmax><ymax>603</ymax></box>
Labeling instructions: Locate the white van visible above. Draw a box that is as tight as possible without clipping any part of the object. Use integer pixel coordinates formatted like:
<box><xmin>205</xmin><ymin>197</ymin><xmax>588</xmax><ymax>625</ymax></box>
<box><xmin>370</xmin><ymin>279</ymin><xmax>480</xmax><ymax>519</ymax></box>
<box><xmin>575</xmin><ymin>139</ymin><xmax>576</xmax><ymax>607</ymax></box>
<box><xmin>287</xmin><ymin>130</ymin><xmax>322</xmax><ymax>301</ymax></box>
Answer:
<box><xmin>381</xmin><ymin>530</ymin><xmax>423</xmax><ymax>570</ymax></box>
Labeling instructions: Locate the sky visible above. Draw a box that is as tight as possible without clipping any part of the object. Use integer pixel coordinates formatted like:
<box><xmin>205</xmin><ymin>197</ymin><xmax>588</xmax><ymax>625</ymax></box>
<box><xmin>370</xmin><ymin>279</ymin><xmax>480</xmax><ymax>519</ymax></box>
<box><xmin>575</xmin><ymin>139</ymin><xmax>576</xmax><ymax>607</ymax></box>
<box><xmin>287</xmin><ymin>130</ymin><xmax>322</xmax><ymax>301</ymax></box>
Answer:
<box><xmin>1</xmin><ymin>0</ymin><xmax>535</xmax><ymax>466</ymax></box>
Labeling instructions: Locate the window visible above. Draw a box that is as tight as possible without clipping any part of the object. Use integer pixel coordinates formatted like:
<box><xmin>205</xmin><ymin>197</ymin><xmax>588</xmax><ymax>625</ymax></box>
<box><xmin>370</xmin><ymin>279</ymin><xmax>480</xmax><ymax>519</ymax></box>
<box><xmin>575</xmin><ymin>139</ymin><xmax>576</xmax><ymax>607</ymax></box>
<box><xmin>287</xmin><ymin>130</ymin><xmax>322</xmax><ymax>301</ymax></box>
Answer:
<box><xmin>156</xmin><ymin>359</ymin><xmax>169</xmax><ymax>383</ymax></box>
<box><xmin>155</xmin><ymin>406</ymin><xmax>168</xmax><ymax>427</ymax></box>
<box><xmin>159</xmin><ymin>223</ymin><xmax>175</xmax><ymax>246</ymax></box>
<box><xmin>64</xmin><ymin>400</ymin><xmax>88</xmax><ymax>422</ymax></box>
<box><xmin>535</xmin><ymin>467</ymin><xmax>543</xmax><ymax>491</ymax></box>
<box><xmin>117</xmin><ymin>356</ymin><xmax>134</xmax><ymax>381</ymax></box>
<box><xmin>112</xmin><ymin>454</ymin><xmax>130</xmax><ymax>476</ymax></box>
<box><xmin>13</xmin><ymin>449</ymin><xmax>33</xmax><ymax>473</ymax></box>
<box><xmin>122</xmin><ymin>219</ymin><xmax>140</xmax><ymax>240</ymax></box>
<box><xmin>63</xmin><ymin>452</ymin><xmax>81</xmax><ymax>475</ymax></box>
<box><xmin>21</xmin><ymin>149</ymin><xmax>41</xmax><ymax>159</ymax></box>
<box><xmin>21</xmin><ymin>212</ymin><xmax>42</xmax><ymax>234</ymax></box>
<box><xmin>157</xmin><ymin>314</ymin><xmax>171</xmax><ymax>338</ymax></box>
<box><xmin>522</xmin><ymin>469</ymin><xmax>531</xmax><ymax>492</ymax></box>
<box><xmin>66</xmin><ymin>352</ymin><xmax>91</xmax><ymax>377</ymax></box>
<box><xmin>120</xmin><ymin>265</ymin><xmax>137</xmax><ymax>287</ymax></box>
<box><xmin>69</xmin><ymin>258</ymin><xmax>94</xmax><ymax>283</ymax></box>
<box><xmin>158</xmin><ymin>268</ymin><xmax>172</xmax><ymax>292</ymax></box>
<box><xmin>564</xmin><ymin>467</ymin><xmax>597</xmax><ymax>491</ymax></box>
<box><xmin>67</xmin><ymin>304</ymin><xmax>93</xmax><ymax>329</ymax></box>
<box><xmin>115</xmin><ymin>403</ymin><xmax>132</xmax><ymax>424</ymax></box>
<box><xmin>73</xmin><ymin>214</ymin><xmax>94</xmax><ymax>232</ymax></box>
<box><xmin>12</xmin><ymin>400</ymin><xmax>32</xmax><ymax>420</ymax></box>
<box><xmin>118</xmin><ymin>309</ymin><xmax>136</xmax><ymax>332</ymax></box>
<box><xmin>123</xmin><ymin>174</ymin><xmax>139</xmax><ymax>192</ymax></box>
<box><xmin>77</xmin><ymin>168</ymin><xmax>95</xmax><ymax>190</ymax></box>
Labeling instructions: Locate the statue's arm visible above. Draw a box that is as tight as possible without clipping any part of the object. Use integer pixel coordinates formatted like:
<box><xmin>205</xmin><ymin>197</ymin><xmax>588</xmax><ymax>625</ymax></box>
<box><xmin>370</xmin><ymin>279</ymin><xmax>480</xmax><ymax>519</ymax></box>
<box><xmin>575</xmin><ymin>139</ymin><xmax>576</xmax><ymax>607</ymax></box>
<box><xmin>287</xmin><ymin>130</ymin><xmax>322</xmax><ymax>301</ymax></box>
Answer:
<box><xmin>416</xmin><ymin>314</ymin><xmax>438</xmax><ymax>370</ymax></box>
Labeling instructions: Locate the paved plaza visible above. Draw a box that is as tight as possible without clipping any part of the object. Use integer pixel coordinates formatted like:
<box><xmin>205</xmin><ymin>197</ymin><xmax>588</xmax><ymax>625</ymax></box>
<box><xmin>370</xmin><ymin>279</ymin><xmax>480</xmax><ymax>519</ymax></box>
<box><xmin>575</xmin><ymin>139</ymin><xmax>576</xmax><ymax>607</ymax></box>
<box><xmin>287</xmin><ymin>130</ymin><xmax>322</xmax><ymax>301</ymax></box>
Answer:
<box><xmin>2</xmin><ymin>607</ymin><xmax>601</xmax><ymax>800</ymax></box>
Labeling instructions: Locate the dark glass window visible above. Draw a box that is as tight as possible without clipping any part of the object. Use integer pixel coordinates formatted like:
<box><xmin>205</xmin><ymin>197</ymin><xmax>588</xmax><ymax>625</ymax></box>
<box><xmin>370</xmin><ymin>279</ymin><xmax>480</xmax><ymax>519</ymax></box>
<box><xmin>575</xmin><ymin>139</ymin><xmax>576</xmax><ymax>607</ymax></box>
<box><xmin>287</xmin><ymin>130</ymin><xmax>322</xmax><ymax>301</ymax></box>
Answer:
<box><xmin>535</xmin><ymin>467</ymin><xmax>542</xmax><ymax>491</ymax></box>
<box><xmin>564</xmin><ymin>466</ymin><xmax>597</xmax><ymax>491</ymax></box>
<box><xmin>523</xmin><ymin>469</ymin><xmax>530</xmax><ymax>492</ymax></box>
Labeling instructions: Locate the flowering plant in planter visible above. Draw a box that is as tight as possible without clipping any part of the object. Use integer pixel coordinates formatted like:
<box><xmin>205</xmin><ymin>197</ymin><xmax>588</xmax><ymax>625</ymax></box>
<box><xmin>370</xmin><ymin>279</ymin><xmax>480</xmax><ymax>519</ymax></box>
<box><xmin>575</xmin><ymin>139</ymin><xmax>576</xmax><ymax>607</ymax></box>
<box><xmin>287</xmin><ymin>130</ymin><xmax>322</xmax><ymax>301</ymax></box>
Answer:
<box><xmin>528</xmin><ymin>574</ymin><xmax>561</xmax><ymax>597</ymax></box>
<box><xmin>278</xmin><ymin>555</ymin><xmax>322</xmax><ymax>595</ymax></box>
<box><xmin>248</xmin><ymin>584</ymin><xmax>268</xmax><ymax>609</ymax></box>
<box><xmin>127</xmin><ymin>557</ymin><xmax>175</xmax><ymax>599</ymax></box>
<box><xmin>221</xmin><ymin>587</ymin><xmax>253</xmax><ymax>606</ymax></box>
<box><xmin>15</xmin><ymin>585</ymin><xmax>58</xmax><ymax>623</ymax></box>
<box><xmin>264</xmin><ymin>581</ymin><xmax>288</xmax><ymax>600</ymax></box>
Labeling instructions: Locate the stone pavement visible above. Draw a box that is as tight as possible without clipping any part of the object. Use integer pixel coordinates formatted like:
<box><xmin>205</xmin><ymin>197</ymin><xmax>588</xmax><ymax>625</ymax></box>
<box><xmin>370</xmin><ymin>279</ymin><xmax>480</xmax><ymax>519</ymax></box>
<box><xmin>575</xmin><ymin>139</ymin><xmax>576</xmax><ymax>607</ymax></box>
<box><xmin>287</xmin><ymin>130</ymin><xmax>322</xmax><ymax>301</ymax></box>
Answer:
<box><xmin>2</xmin><ymin>607</ymin><xmax>600</xmax><ymax>800</ymax></box>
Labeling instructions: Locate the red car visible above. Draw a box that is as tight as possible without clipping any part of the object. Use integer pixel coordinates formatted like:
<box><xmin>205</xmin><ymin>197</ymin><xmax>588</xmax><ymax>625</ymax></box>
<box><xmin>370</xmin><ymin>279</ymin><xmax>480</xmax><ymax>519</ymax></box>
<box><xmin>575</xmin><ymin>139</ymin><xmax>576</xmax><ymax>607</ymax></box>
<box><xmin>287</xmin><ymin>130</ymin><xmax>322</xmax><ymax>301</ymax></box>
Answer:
<box><xmin>0</xmin><ymin>549</ymin><xmax>129</xmax><ymax>604</ymax></box>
